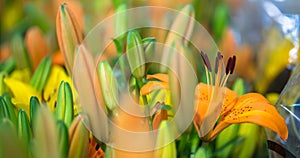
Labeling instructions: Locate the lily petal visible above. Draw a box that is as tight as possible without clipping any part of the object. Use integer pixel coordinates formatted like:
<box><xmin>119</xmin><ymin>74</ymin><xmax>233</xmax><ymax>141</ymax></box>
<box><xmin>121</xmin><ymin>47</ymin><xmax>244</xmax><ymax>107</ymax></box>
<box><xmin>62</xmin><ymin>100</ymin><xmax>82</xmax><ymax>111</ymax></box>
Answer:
<box><xmin>214</xmin><ymin>93</ymin><xmax>288</xmax><ymax>140</ymax></box>
<box><xmin>194</xmin><ymin>83</ymin><xmax>226</xmax><ymax>137</ymax></box>
<box><xmin>146</xmin><ymin>74</ymin><xmax>169</xmax><ymax>83</ymax></box>
<box><xmin>25</xmin><ymin>27</ymin><xmax>49</xmax><ymax>70</ymax></box>
<box><xmin>152</xmin><ymin>109</ymin><xmax>168</xmax><ymax>130</ymax></box>
<box><xmin>4</xmin><ymin>77</ymin><xmax>41</xmax><ymax>114</ymax></box>
<box><xmin>140</xmin><ymin>81</ymin><xmax>169</xmax><ymax>96</ymax></box>
<box><xmin>56</xmin><ymin>3</ymin><xmax>83</xmax><ymax>75</ymax></box>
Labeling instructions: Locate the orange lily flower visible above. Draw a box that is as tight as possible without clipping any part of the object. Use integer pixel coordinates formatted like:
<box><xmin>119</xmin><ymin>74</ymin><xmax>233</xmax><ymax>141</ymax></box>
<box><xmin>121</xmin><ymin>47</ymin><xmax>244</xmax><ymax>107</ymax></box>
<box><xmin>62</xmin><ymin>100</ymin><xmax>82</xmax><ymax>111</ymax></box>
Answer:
<box><xmin>195</xmin><ymin>51</ymin><xmax>288</xmax><ymax>141</ymax></box>
<box><xmin>141</xmin><ymin>52</ymin><xmax>288</xmax><ymax>142</ymax></box>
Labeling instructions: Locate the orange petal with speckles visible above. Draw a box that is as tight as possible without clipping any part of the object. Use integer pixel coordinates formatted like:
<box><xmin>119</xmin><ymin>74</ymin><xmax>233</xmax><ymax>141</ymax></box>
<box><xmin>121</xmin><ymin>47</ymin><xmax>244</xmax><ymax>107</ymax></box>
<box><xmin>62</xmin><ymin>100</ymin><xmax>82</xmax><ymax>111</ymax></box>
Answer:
<box><xmin>215</xmin><ymin>94</ymin><xmax>288</xmax><ymax>140</ymax></box>
<box><xmin>194</xmin><ymin>83</ymin><xmax>237</xmax><ymax>133</ymax></box>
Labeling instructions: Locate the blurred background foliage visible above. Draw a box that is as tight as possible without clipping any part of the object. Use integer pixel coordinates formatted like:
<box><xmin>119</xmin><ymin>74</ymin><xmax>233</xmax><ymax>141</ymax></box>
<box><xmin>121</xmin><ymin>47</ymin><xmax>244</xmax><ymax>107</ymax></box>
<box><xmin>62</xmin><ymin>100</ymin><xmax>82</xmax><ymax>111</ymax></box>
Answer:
<box><xmin>1</xmin><ymin>0</ymin><xmax>299</xmax><ymax>91</ymax></box>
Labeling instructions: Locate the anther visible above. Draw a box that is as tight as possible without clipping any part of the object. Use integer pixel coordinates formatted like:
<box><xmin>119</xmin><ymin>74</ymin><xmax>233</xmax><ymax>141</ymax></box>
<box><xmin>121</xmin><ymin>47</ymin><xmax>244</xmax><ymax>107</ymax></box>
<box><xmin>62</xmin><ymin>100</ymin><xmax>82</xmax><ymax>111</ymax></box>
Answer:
<box><xmin>200</xmin><ymin>51</ymin><xmax>212</xmax><ymax>72</ymax></box>
<box><xmin>225</xmin><ymin>57</ymin><xmax>232</xmax><ymax>74</ymax></box>
<box><xmin>214</xmin><ymin>56</ymin><xmax>219</xmax><ymax>73</ymax></box>
<box><xmin>230</xmin><ymin>56</ymin><xmax>236</xmax><ymax>74</ymax></box>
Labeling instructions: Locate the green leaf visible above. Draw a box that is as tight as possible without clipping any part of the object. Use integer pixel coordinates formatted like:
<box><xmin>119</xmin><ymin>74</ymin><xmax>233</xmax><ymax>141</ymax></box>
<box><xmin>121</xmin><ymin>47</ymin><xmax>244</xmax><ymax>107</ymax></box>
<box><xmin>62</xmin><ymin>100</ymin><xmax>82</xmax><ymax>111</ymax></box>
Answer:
<box><xmin>232</xmin><ymin>78</ymin><xmax>245</xmax><ymax>97</ymax></box>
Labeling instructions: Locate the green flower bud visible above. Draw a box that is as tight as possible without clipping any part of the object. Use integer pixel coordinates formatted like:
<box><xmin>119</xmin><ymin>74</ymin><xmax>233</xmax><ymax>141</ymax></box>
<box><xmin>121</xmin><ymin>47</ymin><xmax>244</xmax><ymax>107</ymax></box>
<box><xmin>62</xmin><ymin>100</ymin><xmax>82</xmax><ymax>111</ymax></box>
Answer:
<box><xmin>0</xmin><ymin>96</ymin><xmax>17</xmax><ymax>126</ymax></box>
<box><xmin>97</xmin><ymin>61</ymin><xmax>118</xmax><ymax>111</ymax></box>
<box><xmin>57</xmin><ymin>121</ymin><xmax>69</xmax><ymax>158</ymax></box>
<box><xmin>68</xmin><ymin>116</ymin><xmax>89</xmax><ymax>158</ymax></box>
<box><xmin>126</xmin><ymin>30</ymin><xmax>146</xmax><ymax>79</ymax></box>
<box><xmin>114</xmin><ymin>4</ymin><xmax>127</xmax><ymax>39</ymax></box>
<box><xmin>32</xmin><ymin>106</ymin><xmax>60</xmax><ymax>158</ymax></box>
<box><xmin>11</xmin><ymin>33</ymin><xmax>31</xmax><ymax>70</ymax></box>
<box><xmin>17</xmin><ymin>109</ymin><xmax>32</xmax><ymax>145</ymax></box>
<box><xmin>30</xmin><ymin>56</ymin><xmax>51</xmax><ymax>93</ymax></box>
<box><xmin>29</xmin><ymin>96</ymin><xmax>40</xmax><ymax>126</ymax></box>
<box><xmin>155</xmin><ymin>121</ymin><xmax>176</xmax><ymax>158</ymax></box>
<box><xmin>55</xmin><ymin>81</ymin><xmax>74</xmax><ymax>128</ymax></box>
<box><xmin>56</xmin><ymin>3</ymin><xmax>83</xmax><ymax>75</ymax></box>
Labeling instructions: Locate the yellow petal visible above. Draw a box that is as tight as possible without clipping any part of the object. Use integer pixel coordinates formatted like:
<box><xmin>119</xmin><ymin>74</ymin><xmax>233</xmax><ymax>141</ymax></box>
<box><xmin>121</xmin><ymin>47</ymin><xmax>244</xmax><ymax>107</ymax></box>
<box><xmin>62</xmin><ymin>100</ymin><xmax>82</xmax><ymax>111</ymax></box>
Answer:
<box><xmin>9</xmin><ymin>68</ymin><xmax>31</xmax><ymax>83</ymax></box>
<box><xmin>4</xmin><ymin>77</ymin><xmax>41</xmax><ymax>114</ymax></box>
<box><xmin>140</xmin><ymin>81</ymin><xmax>169</xmax><ymax>95</ymax></box>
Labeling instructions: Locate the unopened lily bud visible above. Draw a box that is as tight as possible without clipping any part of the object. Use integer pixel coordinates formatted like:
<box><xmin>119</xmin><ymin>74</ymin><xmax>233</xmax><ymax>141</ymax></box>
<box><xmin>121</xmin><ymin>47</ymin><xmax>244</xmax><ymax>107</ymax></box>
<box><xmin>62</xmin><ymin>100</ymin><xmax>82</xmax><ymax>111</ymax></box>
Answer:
<box><xmin>17</xmin><ymin>110</ymin><xmax>32</xmax><ymax>145</ymax></box>
<box><xmin>25</xmin><ymin>27</ymin><xmax>49</xmax><ymax>70</ymax></box>
<box><xmin>68</xmin><ymin>115</ymin><xmax>89</xmax><ymax>158</ymax></box>
<box><xmin>29</xmin><ymin>96</ymin><xmax>40</xmax><ymax>126</ymax></box>
<box><xmin>57</xmin><ymin>121</ymin><xmax>69</xmax><ymax>158</ymax></box>
<box><xmin>155</xmin><ymin>121</ymin><xmax>176</xmax><ymax>158</ymax></box>
<box><xmin>55</xmin><ymin>81</ymin><xmax>74</xmax><ymax>127</ymax></box>
<box><xmin>56</xmin><ymin>3</ymin><xmax>83</xmax><ymax>75</ymax></box>
<box><xmin>97</xmin><ymin>61</ymin><xmax>118</xmax><ymax>111</ymax></box>
<box><xmin>114</xmin><ymin>4</ymin><xmax>127</xmax><ymax>38</ymax></box>
<box><xmin>126</xmin><ymin>30</ymin><xmax>146</xmax><ymax>79</ymax></box>
<box><xmin>164</xmin><ymin>4</ymin><xmax>194</xmax><ymax>46</ymax></box>
<box><xmin>30</xmin><ymin>56</ymin><xmax>51</xmax><ymax>93</ymax></box>
<box><xmin>11</xmin><ymin>34</ymin><xmax>31</xmax><ymax>70</ymax></box>
<box><xmin>32</xmin><ymin>106</ymin><xmax>60</xmax><ymax>158</ymax></box>
<box><xmin>0</xmin><ymin>95</ymin><xmax>17</xmax><ymax>126</ymax></box>
<box><xmin>161</xmin><ymin>5</ymin><xmax>195</xmax><ymax>73</ymax></box>
<box><xmin>143</xmin><ymin>37</ymin><xmax>156</xmax><ymax>60</ymax></box>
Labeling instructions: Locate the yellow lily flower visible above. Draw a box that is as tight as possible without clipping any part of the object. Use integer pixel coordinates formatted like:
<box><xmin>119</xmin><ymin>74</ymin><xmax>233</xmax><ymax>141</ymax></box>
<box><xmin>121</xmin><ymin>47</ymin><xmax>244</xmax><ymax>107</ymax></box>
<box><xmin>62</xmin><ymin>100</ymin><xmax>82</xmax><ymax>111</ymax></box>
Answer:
<box><xmin>194</xmin><ymin>51</ymin><xmax>288</xmax><ymax>141</ymax></box>
<box><xmin>4</xmin><ymin>77</ymin><xmax>41</xmax><ymax>114</ymax></box>
<box><xmin>4</xmin><ymin>65</ymin><xmax>78</xmax><ymax>115</ymax></box>
<box><xmin>140</xmin><ymin>52</ymin><xmax>288</xmax><ymax>142</ymax></box>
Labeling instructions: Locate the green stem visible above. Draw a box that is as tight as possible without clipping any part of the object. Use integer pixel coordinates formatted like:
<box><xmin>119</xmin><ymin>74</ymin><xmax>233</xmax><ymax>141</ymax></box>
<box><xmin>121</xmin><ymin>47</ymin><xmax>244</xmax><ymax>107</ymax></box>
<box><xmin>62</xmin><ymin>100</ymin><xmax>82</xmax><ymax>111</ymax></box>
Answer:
<box><xmin>136</xmin><ymin>77</ymin><xmax>153</xmax><ymax>131</ymax></box>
